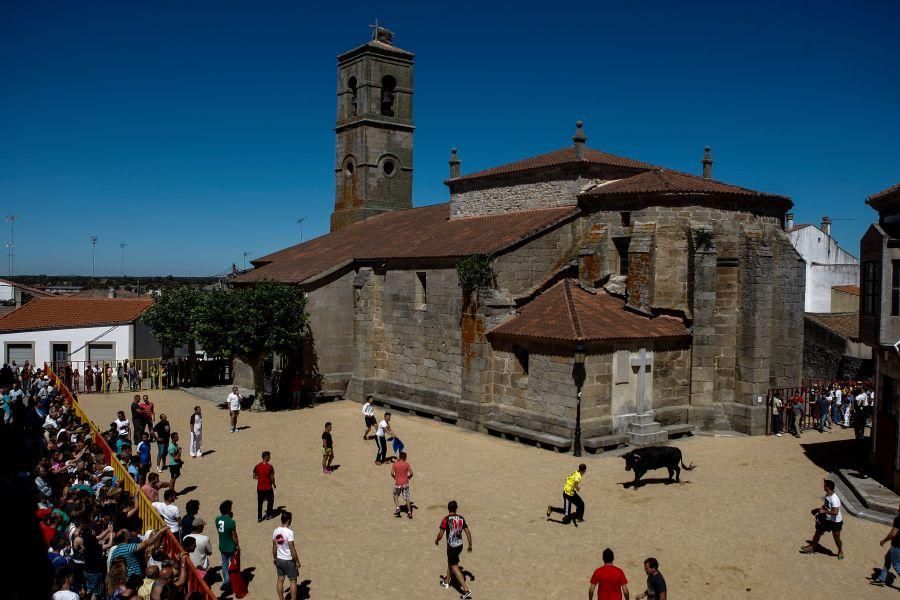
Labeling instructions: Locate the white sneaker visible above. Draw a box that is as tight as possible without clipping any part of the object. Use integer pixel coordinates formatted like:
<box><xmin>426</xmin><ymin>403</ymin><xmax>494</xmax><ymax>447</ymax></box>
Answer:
<box><xmin>776</xmin><ymin>433</ymin><xmax>782</xmax><ymax>437</ymax></box>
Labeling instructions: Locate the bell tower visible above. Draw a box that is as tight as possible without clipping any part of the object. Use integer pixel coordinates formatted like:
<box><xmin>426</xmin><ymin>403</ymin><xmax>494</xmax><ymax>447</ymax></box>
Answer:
<box><xmin>331</xmin><ymin>25</ymin><xmax>414</xmax><ymax>232</ymax></box>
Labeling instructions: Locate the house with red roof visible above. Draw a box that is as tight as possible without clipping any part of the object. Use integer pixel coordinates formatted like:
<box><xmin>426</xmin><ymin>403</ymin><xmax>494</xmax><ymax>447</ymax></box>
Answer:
<box><xmin>233</xmin><ymin>29</ymin><xmax>804</xmax><ymax>444</ymax></box>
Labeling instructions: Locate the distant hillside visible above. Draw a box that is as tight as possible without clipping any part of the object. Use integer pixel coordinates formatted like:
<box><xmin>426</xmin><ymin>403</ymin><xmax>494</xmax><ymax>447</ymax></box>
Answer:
<box><xmin>4</xmin><ymin>275</ymin><xmax>217</xmax><ymax>290</ymax></box>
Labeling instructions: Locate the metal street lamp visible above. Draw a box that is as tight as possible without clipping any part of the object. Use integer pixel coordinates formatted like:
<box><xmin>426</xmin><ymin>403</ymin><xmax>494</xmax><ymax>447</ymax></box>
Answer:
<box><xmin>573</xmin><ymin>343</ymin><xmax>586</xmax><ymax>457</ymax></box>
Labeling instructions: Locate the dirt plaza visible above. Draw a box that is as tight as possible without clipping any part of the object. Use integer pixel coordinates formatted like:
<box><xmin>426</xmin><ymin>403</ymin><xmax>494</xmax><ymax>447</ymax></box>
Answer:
<box><xmin>80</xmin><ymin>390</ymin><xmax>893</xmax><ymax>599</ymax></box>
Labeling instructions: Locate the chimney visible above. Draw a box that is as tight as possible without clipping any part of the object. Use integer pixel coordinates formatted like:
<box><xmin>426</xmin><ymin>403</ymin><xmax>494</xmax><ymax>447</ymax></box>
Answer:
<box><xmin>108</xmin><ymin>287</ymin><xmax>117</xmax><ymax>299</ymax></box>
<box><xmin>572</xmin><ymin>120</ymin><xmax>587</xmax><ymax>159</ymax></box>
<box><xmin>785</xmin><ymin>213</ymin><xmax>794</xmax><ymax>230</ymax></box>
<box><xmin>448</xmin><ymin>148</ymin><xmax>461</xmax><ymax>179</ymax></box>
<box><xmin>701</xmin><ymin>146</ymin><xmax>713</xmax><ymax>179</ymax></box>
<box><xmin>821</xmin><ymin>216</ymin><xmax>831</xmax><ymax>236</ymax></box>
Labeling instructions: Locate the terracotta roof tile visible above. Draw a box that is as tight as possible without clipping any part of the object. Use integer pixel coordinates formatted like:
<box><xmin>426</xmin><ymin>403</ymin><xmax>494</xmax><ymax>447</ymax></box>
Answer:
<box><xmin>236</xmin><ymin>203</ymin><xmax>577</xmax><ymax>285</ymax></box>
<box><xmin>869</xmin><ymin>182</ymin><xmax>900</xmax><ymax>202</ymax></box>
<box><xmin>831</xmin><ymin>285</ymin><xmax>860</xmax><ymax>296</ymax></box>
<box><xmin>805</xmin><ymin>312</ymin><xmax>859</xmax><ymax>341</ymax></box>
<box><xmin>450</xmin><ymin>146</ymin><xmax>654</xmax><ymax>183</ymax></box>
<box><xmin>581</xmin><ymin>169</ymin><xmax>791</xmax><ymax>205</ymax></box>
<box><xmin>488</xmin><ymin>279</ymin><xmax>688</xmax><ymax>344</ymax></box>
<box><xmin>0</xmin><ymin>298</ymin><xmax>153</xmax><ymax>332</ymax></box>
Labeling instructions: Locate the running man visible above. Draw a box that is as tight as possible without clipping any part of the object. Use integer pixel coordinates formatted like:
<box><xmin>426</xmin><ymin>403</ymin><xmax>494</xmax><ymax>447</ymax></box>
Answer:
<box><xmin>391</xmin><ymin>451</ymin><xmax>414</xmax><ymax>519</ymax></box>
<box><xmin>322</xmin><ymin>422</ymin><xmax>334</xmax><ymax>474</ymax></box>
<box><xmin>189</xmin><ymin>406</ymin><xmax>203</xmax><ymax>458</ymax></box>
<box><xmin>800</xmin><ymin>478</ymin><xmax>844</xmax><ymax>560</ymax></box>
<box><xmin>547</xmin><ymin>464</ymin><xmax>587</xmax><ymax>526</ymax></box>
<box><xmin>435</xmin><ymin>500</ymin><xmax>473</xmax><ymax>600</ymax></box>
<box><xmin>362</xmin><ymin>396</ymin><xmax>377</xmax><ymax>439</ymax></box>
<box><xmin>227</xmin><ymin>386</ymin><xmax>242</xmax><ymax>433</ymax></box>
<box><xmin>253</xmin><ymin>451</ymin><xmax>276</xmax><ymax>522</ymax></box>
<box><xmin>272</xmin><ymin>511</ymin><xmax>301</xmax><ymax>600</ymax></box>
<box><xmin>375</xmin><ymin>412</ymin><xmax>395</xmax><ymax>465</ymax></box>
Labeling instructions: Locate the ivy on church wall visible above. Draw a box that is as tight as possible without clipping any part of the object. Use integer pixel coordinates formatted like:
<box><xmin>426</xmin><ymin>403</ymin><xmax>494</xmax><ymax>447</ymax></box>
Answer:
<box><xmin>456</xmin><ymin>254</ymin><xmax>495</xmax><ymax>292</ymax></box>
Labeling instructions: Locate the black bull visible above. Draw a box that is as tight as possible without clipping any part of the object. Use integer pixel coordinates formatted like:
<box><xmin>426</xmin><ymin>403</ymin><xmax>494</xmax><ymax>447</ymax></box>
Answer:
<box><xmin>623</xmin><ymin>446</ymin><xmax>695</xmax><ymax>487</ymax></box>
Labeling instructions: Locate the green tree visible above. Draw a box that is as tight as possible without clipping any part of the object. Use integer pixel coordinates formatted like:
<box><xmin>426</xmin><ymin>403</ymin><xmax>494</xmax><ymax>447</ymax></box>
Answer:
<box><xmin>142</xmin><ymin>287</ymin><xmax>202</xmax><ymax>384</ymax></box>
<box><xmin>193</xmin><ymin>282</ymin><xmax>307</xmax><ymax>409</ymax></box>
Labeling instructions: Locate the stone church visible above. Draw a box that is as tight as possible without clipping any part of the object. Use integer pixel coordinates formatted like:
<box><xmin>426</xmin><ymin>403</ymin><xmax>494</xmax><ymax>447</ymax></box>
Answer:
<box><xmin>235</xmin><ymin>28</ymin><xmax>805</xmax><ymax>446</ymax></box>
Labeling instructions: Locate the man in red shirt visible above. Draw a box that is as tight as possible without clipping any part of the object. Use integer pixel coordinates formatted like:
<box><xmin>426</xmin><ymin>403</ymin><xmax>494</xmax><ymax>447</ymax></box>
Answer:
<box><xmin>391</xmin><ymin>451</ymin><xmax>414</xmax><ymax>519</ymax></box>
<box><xmin>253</xmin><ymin>451</ymin><xmax>276</xmax><ymax>523</ymax></box>
<box><xmin>589</xmin><ymin>547</ymin><xmax>630</xmax><ymax>600</ymax></box>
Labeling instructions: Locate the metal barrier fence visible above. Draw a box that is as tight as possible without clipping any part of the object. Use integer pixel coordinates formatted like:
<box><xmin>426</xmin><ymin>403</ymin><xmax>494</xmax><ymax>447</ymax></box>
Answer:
<box><xmin>765</xmin><ymin>379</ymin><xmax>873</xmax><ymax>436</ymax></box>
<box><xmin>45</xmin><ymin>364</ymin><xmax>217</xmax><ymax>600</ymax></box>
<box><xmin>51</xmin><ymin>359</ymin><xmax>164</xmax><ymax>394</ymax></box>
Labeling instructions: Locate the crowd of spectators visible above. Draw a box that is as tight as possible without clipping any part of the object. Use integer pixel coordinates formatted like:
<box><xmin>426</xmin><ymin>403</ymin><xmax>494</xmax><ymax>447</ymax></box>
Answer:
<box><xmin>2</xmin><ymin>364</ymin><xmax>203</xmax><ymax>600</ymax></box>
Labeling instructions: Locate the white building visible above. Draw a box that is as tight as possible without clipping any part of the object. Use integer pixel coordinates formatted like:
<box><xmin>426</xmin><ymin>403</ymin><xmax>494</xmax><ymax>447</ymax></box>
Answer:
<box><xmin>0</xmin><ymin>277</ymin><xmax>53</xmax><ymax>317</ymax></box>
<box><xmin>786</xmin><ymin>214</ymin><xmax>859</xmax><ymax>313</ymax></box>
<box><xmin>0</xmin><ymin>297</ymin><xmax>159</xmax><ymax>367</ymax></box>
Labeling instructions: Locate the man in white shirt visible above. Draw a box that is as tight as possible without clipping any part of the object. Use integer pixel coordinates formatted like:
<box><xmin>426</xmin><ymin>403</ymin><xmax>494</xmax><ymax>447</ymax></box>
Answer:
<box><xmin>800</xmin><ymin>479</ymin><xmax>843</xmax><ymax>560</ymax></box>
<box><xmin>189</xmin><ymin>405</ymin><xmax>203</xmax><ymax>458</ymax></box>
<box><xmin>152</xmin><ymin>489</ymin><xmax>181</xmax><ymax>536</ymax></box>
<box><xmin>227</xmin><ymin>386</ymin><xmax>242</xmax><ymax>433</ymax></box>
<box><xmin>375</xmin><ymin>412</ymin><xmax>395</xmax><ymax>465</ymax></box>
<box><xmin>184</xmin><ymin>518</ymin><xmax>212</xmax><ymax>572</ymax></box>
<box><xmin>361</xmin><ymin>396</ymin><xmax>377</xmax><ymax>439</ymax></box>
<box><xmin>114</xmin><ymin>411</ymin><xmax>130</xmax><ymax>438</ymax></box>
<box><xmin>272</xmin><ymin>511</ymin><xmax>301</xmax><ymax>600</ymax></box>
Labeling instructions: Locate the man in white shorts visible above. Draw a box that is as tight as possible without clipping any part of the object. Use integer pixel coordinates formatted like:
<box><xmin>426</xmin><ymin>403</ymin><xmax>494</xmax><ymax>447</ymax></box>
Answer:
<box><xmin>272</xmin><ymin>511</ymin><xmax>301</xmax><ymax>600</ymax></box>
<box><xmin>227</xmin><ymin>386</ymin><xmax>242</xmax><ymax>433</ymax></box>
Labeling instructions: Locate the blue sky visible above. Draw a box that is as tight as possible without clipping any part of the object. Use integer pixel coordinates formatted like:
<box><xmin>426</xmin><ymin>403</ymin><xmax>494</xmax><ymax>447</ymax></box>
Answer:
<box><xmin>2</xmin><ymin>1</ymin><xmax>898</xmax><ymax>276</ymax></box>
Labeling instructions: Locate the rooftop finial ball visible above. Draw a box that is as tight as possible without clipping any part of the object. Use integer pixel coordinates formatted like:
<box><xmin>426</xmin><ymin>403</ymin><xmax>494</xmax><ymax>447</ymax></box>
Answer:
<box><xmin>576</xmin><ymin>120</ymin><xmax>584</xmax><ymax>128</ymax></box>
<box><xmin>451</xmin><ymin>148</ymin><xmax>458</xmax><ymax>154</ymax></box>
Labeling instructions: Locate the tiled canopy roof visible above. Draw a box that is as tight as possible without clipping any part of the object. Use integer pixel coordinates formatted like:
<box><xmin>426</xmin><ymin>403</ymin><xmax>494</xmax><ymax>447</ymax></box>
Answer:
<box><xmin>236</xmin><ymin>203</ymin><xmax>577</xmax><ymax>285</ymax></box>
<box><xmin>338</xmin><ymin>39</ymin><xmax>414</xmax><ymax>61</ymax></box>
<box><xmin>450</xmin><ymin>146</ymin><xmax>654</xmax><ymax>183</ymax></box>
<box><xmin>831</xmin><ymin>285</ymin><xmax>860</xmax><ymax>296</ymax></box>
<box><xmin>805</xmin><ymin>312</ymin><xmax>860</xmax><ymax>342</ymax></box>
<box><xmin>0</xmin><ymin>278</ymin><xmax>53</xmax><ymax>297</ymax></box>
<box><xmin>581</xmin><ymin>169</ymin><xmax>791</xmax><ymax>205</ymax></box>
<box><xmin>869</xmin><ymin>182</ymin><xmax>900</xmax><ymax>202</ymax></box>
<box><xmin>0</xmin><ymin>298</ymin><xmax>153</xmax><ymax>332</ymax></box>
<box><xmin>868</xmin><ymin>182</ymin><xmax>900</xmax><ymax>212</ymax></box>
<box><xmin>488</xmin><ymin>279</ymin><xmax>688</xmax><ymax>344</ymax></box>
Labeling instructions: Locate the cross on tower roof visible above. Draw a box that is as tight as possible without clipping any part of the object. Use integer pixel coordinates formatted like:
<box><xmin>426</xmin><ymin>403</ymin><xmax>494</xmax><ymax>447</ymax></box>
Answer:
<box><xmin>369</xmin><ymin>20</ymin><xmax>394</xmax><ymax>44</ymax></box>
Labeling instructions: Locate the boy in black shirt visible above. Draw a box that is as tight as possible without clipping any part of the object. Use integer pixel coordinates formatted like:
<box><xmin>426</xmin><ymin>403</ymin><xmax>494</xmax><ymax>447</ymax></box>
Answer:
<box><xmin>636</xmin><ymin>557</ymin><xmax>666</xmax><ymax>600</ymax></box>
<box><xmin>322</xmin><ymin>422</ymin><xmax>334</xmax><ymax>474</ymax></box>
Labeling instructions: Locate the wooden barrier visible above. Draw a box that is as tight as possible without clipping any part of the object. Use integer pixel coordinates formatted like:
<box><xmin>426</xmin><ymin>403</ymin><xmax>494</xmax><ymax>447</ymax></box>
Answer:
<box><xmin>46</xmin><ymin>364</ymin><xmax>216</xmax><ymax>600</ymax></box>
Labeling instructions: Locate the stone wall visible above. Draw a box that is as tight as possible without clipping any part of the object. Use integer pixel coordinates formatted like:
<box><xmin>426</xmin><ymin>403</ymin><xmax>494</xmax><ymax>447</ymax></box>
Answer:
<box><xmin>305</xmin><ymin>270</ymin><xmax>356</xmax><ymax>392</ymax></box>
<box><xmin>450</xmin><ymin>178</ymin><xmax>591</xmax><ymax>218</ymax></box>
<box><xmin>769</xmin><ymin>230</ymin><xmax>806</xmax><ymax>387</ymax></box>
<box><xmin>492</xmin><ymin>220</ymin><xmax>581</xmax><ymax>297</ymax></box>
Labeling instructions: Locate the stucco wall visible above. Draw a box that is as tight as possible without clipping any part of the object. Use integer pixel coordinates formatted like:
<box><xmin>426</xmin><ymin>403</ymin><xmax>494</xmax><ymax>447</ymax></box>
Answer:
<box><xmin>450</xmin><ymin>178</ymin><xmax>595</xmax><ymax>218</ymax></box>
<box><xmin>788</xmin><ymin>225</ymin><xmax>859</xmax><ymax>312</ymax></box>
<box><xmin>0</xmin><ymin>324</ymin><xmax>132</xmax><ymax>366</ymax></box>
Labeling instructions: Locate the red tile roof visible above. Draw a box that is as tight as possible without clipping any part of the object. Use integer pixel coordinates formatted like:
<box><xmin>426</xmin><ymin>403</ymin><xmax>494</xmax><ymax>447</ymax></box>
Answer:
<box><xmin>831</xmin><ymin>285</ymin><xmax>860</xmax><ymax>296</ymax></box>
<box><xmin>236</xmin><ymin>203</ymin><xmax>577</xmax><ymax>285</ymax></box>
<box><xmin>450</xmin><ymin>146</ymin><xmax>654</xmax><ymax>183</ymax></box>
<box><xmin>868</xmin><ymin>182</ymin><xmax>900</xmax><ymax>212</ymax></box>
<box><xmin>488</xmin><ymin>279</ymin><xmax>688</xmax><ymax>344</ymax></box>
<box><xmin>869</xmin><ymin>182</ymin><xmax>900</xmax><ymax>202</ymax></box>
<box><xmin>581</xmin><ymin>169</ymin><xmax>790</xmax><ymax>205</ymax></box>
<box><xmin>805</xmin><ymin>312</ymin><xmax>859</xmax><ymax>341</ymax></box>
<box><xmin>0</xmin><ymin>298</ymin><xmax>153</xmax><ymax>332</ymax></box>
<box><xmin>0</xmin><ymin>278</ymin><xmax>54</xmax><ymax>297</ymax></box>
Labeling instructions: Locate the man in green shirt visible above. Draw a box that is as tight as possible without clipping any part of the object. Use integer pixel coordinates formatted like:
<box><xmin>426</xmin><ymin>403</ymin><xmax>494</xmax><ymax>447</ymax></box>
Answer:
<box><xmin>167</xmin><ymin>432</ymin><xmax>182</xmax><ymax>494</ymax></box>
<box><xmin>215</xmin><ymin>500</ymin><xmax>240</xmax><ymax>590</ymax></box>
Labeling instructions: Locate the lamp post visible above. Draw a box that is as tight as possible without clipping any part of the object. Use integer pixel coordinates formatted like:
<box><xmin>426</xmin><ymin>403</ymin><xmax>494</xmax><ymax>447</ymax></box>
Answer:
<box><xmin>572</xmin><ymin>343</ymin><xmax>586</xmax><ymax>457</ymax></box>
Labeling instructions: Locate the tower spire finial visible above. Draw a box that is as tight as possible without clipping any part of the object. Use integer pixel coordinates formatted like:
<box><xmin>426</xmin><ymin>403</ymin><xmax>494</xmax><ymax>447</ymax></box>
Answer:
<box><xmin>572</xmin><ymin>120</ymin><xmax>587</xmax><ymax>159</ymax></box>
<box><xmin>701</xmin><ymin>145</ymin><xmax>713</xmax><ymax>179</ymax></box>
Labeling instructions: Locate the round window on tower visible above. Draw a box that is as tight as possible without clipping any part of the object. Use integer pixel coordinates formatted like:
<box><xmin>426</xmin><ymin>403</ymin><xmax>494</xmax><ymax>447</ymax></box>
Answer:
<box><xmin>379</xmin><ymin>155</ymin><xmax>399</xmax><ymax>178</ymax></box>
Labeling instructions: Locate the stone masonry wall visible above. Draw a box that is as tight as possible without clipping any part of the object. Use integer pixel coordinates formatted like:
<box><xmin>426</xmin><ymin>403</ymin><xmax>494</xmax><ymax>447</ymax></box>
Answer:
<box><xmin>493</xmin><ymin>220</ymin><xmax>581</xmax><ymax>297</ymax></box>
<box><xmin>769</xmin><ymin>229</ymin><xmax>805</xmax><ymax>387</ymax></box>
<box><xmin>305</xmin><ymin>270</ymin><xmax>356</xmax><ymax>392</ymax></box>
<box><xmin>450</xmin><ymin>178</ymin><xmax>596</xmax><ymax>218</ymax></box>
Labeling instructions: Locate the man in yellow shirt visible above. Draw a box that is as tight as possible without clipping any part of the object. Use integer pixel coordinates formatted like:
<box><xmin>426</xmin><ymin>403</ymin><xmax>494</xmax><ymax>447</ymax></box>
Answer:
<box><xmin>547</xmin><ymin>464</ymin><xmax>587</xmax><ymax>527</ymax></box>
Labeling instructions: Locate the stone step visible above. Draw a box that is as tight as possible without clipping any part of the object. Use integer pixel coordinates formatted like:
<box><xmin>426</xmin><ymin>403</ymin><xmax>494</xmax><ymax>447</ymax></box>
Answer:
<box><xmin>662</xmin><ymin>423</ymin><xmax>697</xmax><ymax>439</ymax></box>
<box><xmin>628</xmin><ymin>421</ymin><xmax>662</xmax><ymax>434</ymax></box>
<box><xmin>373</xmin><ymin>396</ymin><xmax>457</xmax><ymax>423</ymax></box>
<box><xmin>583</xmin><ymin>434</ymin><xmax>629</xmax><ymax>453</ymax></box>
<box><xmin>632</xmin><ymin>413</ymin><xmax>657</xmax><ymax>426</ymax></box>
<box><xmin>483</xmin><ymin>420</ymin><xmax>572</xmax><ymax>452</ymax></box>
<box><xmin>628</xmin><ymin>429</ymin><xmax>668</xmax><ymax>446</ymax></box>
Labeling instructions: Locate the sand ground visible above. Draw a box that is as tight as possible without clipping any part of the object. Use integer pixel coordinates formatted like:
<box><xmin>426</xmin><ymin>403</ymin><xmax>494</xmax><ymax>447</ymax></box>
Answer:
<box><xmin>80</xmin><ymin>389</ymin><xmax>896</xmax><ymax>599</ymax></box>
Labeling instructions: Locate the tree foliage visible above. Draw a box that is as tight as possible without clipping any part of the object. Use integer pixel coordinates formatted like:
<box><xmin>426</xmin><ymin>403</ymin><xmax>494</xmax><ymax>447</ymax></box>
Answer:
<box><xmin>141</xmin><ymin>286</ymin><xmax>202</xmax><ymax>349</ymax></box>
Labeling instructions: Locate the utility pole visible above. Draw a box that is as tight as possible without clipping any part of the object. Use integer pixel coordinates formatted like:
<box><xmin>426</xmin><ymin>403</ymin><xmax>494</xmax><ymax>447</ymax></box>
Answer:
<box><xmin>6</xmin><ymin>214</ymin><xmax>18</xmax><ymax>277</ymax></box>
<box><xmin>297</xmin><ymin>216</ymin><xmax>307</xmax><ymax>244</ymax></box>
<box><xmin>120</xmin><ymin>242</ymin><xmax>127</xmax><ymax>277</ymax></box>
<box><xmin>243</xmin><ymin>251</ymin><xmax>251</xmax><ymax>270</ymax></box>
<box><xmin>90</xmin><ymin>235</ymin><xmax>99</xmax><ymax>278</ymax></box>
